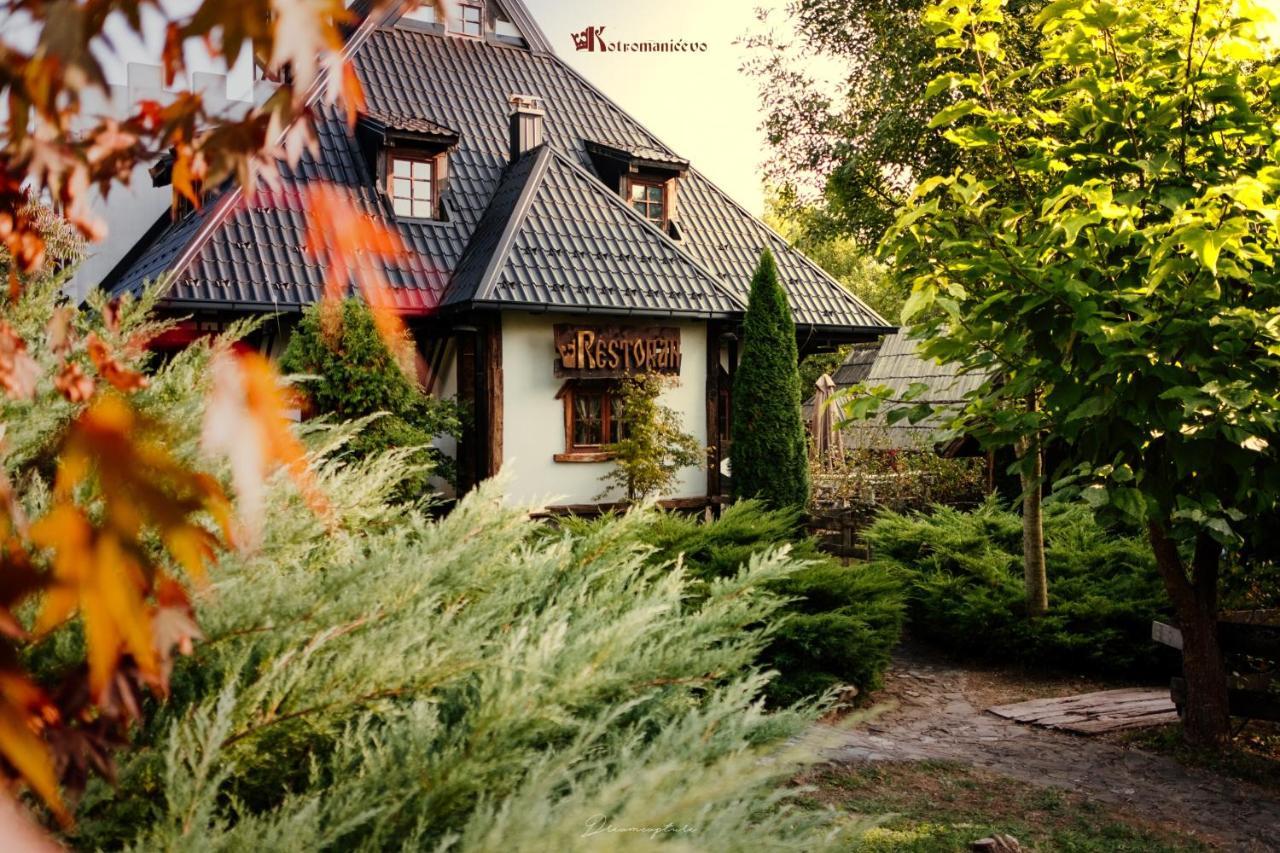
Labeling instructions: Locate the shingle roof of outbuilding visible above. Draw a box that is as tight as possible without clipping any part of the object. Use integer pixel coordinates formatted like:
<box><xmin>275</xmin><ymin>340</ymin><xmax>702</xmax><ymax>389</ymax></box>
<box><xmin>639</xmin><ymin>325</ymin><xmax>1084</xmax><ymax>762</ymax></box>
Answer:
<box><xmin>102</xmin><ymin>1</ymin><xmax>890</xmax><ymax>332</ymax></box>
<box><xmin>841</xmin><ymin>330</ymin><xmax>992</xmax><ymax>450</ymax></box>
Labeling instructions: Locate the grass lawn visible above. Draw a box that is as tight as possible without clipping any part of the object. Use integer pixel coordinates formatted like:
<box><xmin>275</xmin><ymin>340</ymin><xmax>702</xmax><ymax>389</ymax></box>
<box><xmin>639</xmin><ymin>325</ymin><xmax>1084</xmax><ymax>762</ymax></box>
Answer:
<box><xmin>1115</xmin><ymin>720</ymin><xmax>1280</xmax><ymax>793</ymax></box>
<box><xmin>799</xmin><ymin>761</ymin><xmax>1206</xmax><ymax>851</ymax></box>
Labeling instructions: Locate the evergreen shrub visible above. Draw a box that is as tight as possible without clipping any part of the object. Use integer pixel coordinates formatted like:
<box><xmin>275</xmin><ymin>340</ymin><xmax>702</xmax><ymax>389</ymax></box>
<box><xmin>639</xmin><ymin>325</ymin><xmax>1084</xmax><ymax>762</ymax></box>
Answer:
<box><xmin>864</xmin><ymin>497</ymin><xmax>1171</xmax><ymax>675</ymax></box>
<box><xmin>280</xmin><ymin>299</ymin><xmax>460</xmax><ymax>495</ymax></box>
<box><xmin>731</xmin><ymin>249</ymin><xmax>810</xmax><ymax>509</ymax></box>
<box><xmin>59</xmin><ymin>420</ymin><xmax>854</xmax><ymax>849</ymax></box>
<box><xmin>560</xmin><ymin>501</ymin><xmax>906</xmax><ymax>705</ymax></box>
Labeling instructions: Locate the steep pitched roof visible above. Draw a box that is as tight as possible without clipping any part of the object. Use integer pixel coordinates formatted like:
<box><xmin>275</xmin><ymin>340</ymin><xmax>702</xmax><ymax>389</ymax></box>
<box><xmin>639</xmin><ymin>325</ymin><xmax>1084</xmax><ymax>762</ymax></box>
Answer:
<box><xmin>103</xmin><ymin>0</ymin><xmax>889</xmax><ymax>332</ymax></box>
<box><xmin>445</xmin><ymin>146</ymin><xmax>741</xmax><ymax>316</ymax></box>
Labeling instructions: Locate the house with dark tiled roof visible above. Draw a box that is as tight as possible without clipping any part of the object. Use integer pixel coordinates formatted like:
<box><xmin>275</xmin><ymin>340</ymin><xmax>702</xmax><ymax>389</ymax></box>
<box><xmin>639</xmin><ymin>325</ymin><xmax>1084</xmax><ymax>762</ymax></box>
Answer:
<box><xmin>101</xmin><ymin>0</ymin><xmax>893</xmax><ymax>509</ymax></box>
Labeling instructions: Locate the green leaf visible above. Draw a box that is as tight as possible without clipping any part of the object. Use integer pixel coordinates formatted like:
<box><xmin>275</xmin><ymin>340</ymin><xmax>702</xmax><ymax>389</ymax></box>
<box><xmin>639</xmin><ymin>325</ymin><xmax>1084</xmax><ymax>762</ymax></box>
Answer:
<box><xmin>928</xmin><ymin>101</ymin><xmax>978</xmax><ymax>129</ymax></box>
<box><xmin>925</xmin><ymin>74</ymin><xmax>963</xmax><ymax>99</ymax></box>
<box><xmin>945</xmin><ymin>125</ymin><xmax>999</xmax><ymax>148</ymax></box>
<box><xmin>1082</xmin><ymin>485</ymin><xmax>1108</xmax><ymax>508</ymax></box>
<box><xmin>1110</xmin><ymin>487</ymin><xmax>1146</xmax><ymax>519</ymax></box>
<box><xmin>1060</xmin><ymin>212</ymin><xmax>1100</xmax><ymax>245</ymax></box>
<box><xmin>1181</xmin><ymin>227</ymin><xmax>1228</xmax><ymax>274</ymax></box>
<box><xmin>901</xmin><ymin>287</ymin><xmax>935</xmax><ymax>322</ymax></box>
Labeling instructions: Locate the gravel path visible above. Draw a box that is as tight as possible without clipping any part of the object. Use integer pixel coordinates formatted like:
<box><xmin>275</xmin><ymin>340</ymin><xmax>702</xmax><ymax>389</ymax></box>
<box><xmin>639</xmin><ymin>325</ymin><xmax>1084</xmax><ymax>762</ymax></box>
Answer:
<box><xmin>821</xmin><ymin>647</ymin><xmax>1280</xmax><ymax>851</ymax></box>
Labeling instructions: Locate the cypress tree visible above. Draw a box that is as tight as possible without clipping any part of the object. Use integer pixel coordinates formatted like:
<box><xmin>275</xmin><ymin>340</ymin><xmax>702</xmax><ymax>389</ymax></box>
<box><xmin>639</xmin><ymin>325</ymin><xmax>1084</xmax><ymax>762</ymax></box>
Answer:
<box><xmin>731</xmin><ymin>248</ymin><xmax>810</xmax><ymax>509</ymax></box>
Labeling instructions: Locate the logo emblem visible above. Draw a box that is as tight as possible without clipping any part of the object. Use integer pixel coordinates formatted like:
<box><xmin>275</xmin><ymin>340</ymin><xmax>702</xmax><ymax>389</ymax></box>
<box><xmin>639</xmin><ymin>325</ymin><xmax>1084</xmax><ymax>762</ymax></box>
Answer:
<box><xmin>571</xmin><ymin>26</ymin><xmax>607</xmax><ymax>52</ymax></box>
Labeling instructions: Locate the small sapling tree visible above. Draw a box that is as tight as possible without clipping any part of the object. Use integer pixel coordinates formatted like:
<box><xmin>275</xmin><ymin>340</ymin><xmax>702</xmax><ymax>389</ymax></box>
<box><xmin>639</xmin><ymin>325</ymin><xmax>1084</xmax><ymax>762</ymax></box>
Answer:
<box><xmin>598</xmin><ymin>373</ymin><xmax>702</xmax><ymax>502</ymax></box>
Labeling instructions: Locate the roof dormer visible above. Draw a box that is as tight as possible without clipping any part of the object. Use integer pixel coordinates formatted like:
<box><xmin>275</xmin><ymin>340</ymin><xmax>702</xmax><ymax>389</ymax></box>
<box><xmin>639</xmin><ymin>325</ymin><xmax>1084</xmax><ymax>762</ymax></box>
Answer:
<box><xmin>356</xmin><ymin>109</ymin><xmax>460</xmax><ymax>222</ymax></box>
<box><xmin>585</xmin><ymin>140</ymin><xmax>690</xmax><ymax>239</ymax></box>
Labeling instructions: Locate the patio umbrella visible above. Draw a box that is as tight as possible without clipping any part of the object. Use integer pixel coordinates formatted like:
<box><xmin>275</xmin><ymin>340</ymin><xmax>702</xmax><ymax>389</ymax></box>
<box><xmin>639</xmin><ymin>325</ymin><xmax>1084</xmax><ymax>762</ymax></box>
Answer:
<box><xmin>811</xmin><ymin>373</ymin><xmax>843</xmax><ymax>469</ymax></box>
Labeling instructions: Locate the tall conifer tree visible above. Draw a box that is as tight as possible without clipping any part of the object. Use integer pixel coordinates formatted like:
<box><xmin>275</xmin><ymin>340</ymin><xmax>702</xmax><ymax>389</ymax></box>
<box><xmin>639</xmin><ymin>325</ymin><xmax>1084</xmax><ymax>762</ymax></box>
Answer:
<box><xmin>732</xmin><ymin>249</ymin><xmax>810</xmax><ymax>509</ymax></box>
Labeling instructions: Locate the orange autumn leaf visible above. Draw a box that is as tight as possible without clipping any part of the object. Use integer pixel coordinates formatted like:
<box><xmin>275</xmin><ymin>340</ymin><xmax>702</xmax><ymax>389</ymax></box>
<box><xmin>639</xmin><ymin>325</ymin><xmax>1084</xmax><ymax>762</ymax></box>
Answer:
<box><xmin>53</xmin><ymin>361</ymin><xmax>94</xmax><ymax>403</ymax></box>
<box><xmin>86</xmin><ymin>333</ymin><xmax>147</xmax><ymax>393</ymax></box>
<box><xmin>0</xmin><ymin>323</ymin><xmax>39</xmax><ymax>400</ymax></box>
<box><xmin>28</xmin><ymin>507</ymin><xmax>158</xmax><ymax>698</ymax></box>
<box><xmin>45</xmin><ymin>306</ymin><xmax>73</xmax><ymax>356</ymax></box>
<box><xmin>0</xmin><ymin>692</ymin><xmax>66</xmax><ymax>827</ymax></box>
<box><xmin>161</xmin><ymin>22</ymin><xmax>184</xmax><ymax>88</ymax></box>
<box><xmin>203</xmin><ymin>350</ymin><xmax>328</xmax><ymax>545</ymax></box>
<box><xmin>29</xmin><ymin>397</ymin><xmax>231</xmax><ymax>701</ymax></box>
<box><xmin>339</xmin><ymin>59</ymin><xmax>366</xmax><ymax>129</ymax></box>
<box><xmin>296</xmin><ymin>184</ymin><xmax>422</xmax><ymax>375</ymax></box>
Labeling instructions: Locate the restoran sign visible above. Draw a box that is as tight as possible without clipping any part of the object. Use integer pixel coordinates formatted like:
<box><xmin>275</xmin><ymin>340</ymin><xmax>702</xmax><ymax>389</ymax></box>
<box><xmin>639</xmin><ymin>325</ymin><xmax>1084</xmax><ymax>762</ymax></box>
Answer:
<box><xmin>554</xmin><ymin>325</ymin><xmax>682</xmax><ymax>378</ymax></box>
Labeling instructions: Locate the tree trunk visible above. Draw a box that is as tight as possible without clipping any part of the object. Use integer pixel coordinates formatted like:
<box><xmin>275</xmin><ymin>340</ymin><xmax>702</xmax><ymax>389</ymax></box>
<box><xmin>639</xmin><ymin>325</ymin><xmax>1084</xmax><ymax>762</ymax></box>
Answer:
<box><xmin>1019</xmin><ymin>447</ymin><xmax>1048</xmax><ymax>616</ymax></box>
<box><xmin>1017</xmin><ymin>393</ymin><xmax>1048</xmax><ymax>616</ymax></box>
<box><xmin>1148</xmin><ymin>523</ymin><xmax>1231</xmax><ymax>747</ymax></box>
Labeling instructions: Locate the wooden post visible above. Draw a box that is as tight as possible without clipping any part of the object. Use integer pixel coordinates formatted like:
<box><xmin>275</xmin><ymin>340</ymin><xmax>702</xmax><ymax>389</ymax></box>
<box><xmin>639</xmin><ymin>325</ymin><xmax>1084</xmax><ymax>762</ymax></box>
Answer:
<box><xmin>485</xmin><ymin>317</ymin><xmax>504</xmax><ymax>478</ymax></box>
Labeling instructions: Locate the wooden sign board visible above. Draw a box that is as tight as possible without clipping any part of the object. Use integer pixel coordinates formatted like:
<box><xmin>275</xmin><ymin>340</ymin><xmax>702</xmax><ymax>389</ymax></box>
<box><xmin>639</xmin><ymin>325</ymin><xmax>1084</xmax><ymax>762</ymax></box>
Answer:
<box><xmin>554</xmin><ymin>325</ymin><xmax>682</xmax><ymax>378</ymax></box>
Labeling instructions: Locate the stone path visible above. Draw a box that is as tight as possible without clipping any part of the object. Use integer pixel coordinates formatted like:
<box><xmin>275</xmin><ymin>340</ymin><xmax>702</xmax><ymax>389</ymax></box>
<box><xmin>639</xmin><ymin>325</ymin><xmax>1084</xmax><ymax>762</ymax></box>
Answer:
<box><xmin>821</xmin><ymin>646</ymin><xmax>1280</xmax><ymax>851</ymax></box>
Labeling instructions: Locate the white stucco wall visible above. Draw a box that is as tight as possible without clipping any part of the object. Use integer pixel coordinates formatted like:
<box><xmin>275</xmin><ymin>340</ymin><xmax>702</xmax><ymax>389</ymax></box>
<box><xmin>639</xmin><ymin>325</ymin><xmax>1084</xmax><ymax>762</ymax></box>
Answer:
<box><xmin>500</xmin><ymin>312</ymin><xmax>709</xmax><ymax>508</ymax></box>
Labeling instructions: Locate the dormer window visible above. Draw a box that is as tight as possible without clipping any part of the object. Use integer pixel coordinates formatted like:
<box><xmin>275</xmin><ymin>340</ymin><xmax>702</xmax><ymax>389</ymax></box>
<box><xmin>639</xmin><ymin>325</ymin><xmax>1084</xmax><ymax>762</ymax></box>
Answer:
<box><xmin>356</xmin><ymin>109</ymin><xmax>459</xmax><ymax>223</ymax></box>
<box><xmin>627</xmin><ymin>178</ymin><xmax>667</xmax><ymax>229</ymax></box>
<box><xmin>458</xmin><ymin>3</ymin><xmax>483</xmax><ymax>37</ymax></box>
<box><xmin>389</xmin><ymin>155</ymin><xmax>436</xmax><ymax>219</ymax></box>
<box><xmin>585</xmin><ymin>140</ymin><xmax>689</xmax><ymax>238</ymax></box>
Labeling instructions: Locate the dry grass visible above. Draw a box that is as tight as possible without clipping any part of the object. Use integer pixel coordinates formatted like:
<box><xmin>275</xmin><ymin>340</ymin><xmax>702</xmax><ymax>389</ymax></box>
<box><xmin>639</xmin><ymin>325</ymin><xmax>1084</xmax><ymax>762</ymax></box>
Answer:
<box><xmin>799</xmin><ymin>761</ymin><xmax>1208</xmax><ymax>851</ymax></box>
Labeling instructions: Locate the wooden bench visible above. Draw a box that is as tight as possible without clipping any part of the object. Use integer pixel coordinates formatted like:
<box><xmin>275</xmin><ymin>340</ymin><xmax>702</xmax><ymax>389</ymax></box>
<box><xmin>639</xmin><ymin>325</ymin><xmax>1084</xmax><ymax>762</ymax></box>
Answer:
<box><xmin>1152</xmin><ymin>610</ymin><xmax>1280</xmax><ymax>722</ymax></box>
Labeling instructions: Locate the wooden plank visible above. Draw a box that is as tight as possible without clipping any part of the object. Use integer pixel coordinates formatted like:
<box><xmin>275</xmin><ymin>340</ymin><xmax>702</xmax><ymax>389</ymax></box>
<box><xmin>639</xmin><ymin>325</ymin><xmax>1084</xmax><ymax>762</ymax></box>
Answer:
<box><xmin>705</xmin><ymin>320</ymin><xmax>721</xmax><ymax>500</ymax></box>
<box><xmin>1063</xmin><ymin>711</ymin><xmax>1180</xmax><ymax>734</ymax></box>
<box><xmin>1031</xmin><ymin>699</ymin><xmax>1175</xmax><ymax>727</ymax></box>
<box><xmin>988</xmin><ymin>689</ymin><xmax>1176</xmax><ymax>735</ymax></box>
<box><xmin>990</xmin><ymin>689</ymin><xmax>1159</xmax><ymax>720</ymax></box>
<box><xmin>1152</xmin><ymin>621</ymin><xmax>1183</xmax><ymax>650</ymax></box>
<box><xmin>455</xmin><ymin>328</ymin><xmax>479</xmax><ymax>493</ymax></box>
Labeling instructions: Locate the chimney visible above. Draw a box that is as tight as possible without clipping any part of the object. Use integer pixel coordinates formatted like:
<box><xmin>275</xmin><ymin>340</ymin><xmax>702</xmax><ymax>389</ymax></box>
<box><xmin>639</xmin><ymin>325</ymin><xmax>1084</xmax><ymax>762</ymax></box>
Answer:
<box><xmin>508</xmin><ymin>94</ymin><xmax>546</xmax><ymax>162</ymax></box>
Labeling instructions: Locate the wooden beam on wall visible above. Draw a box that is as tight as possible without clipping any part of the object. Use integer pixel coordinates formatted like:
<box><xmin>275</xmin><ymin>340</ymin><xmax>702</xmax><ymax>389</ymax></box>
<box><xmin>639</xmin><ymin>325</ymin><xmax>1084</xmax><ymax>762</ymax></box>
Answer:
<box><xmin>485</xmin><ymin>317</ymin><xmax>504</xmax><ymax>479</ymax></box>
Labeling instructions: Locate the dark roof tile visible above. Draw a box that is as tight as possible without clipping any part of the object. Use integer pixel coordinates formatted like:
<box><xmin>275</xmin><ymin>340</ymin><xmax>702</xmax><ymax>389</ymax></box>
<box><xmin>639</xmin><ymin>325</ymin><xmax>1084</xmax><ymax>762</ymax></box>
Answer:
<box><xmin>104</xmin><ymin>1</ymin><xmax>888</xmax><ymax>331</ymax></box>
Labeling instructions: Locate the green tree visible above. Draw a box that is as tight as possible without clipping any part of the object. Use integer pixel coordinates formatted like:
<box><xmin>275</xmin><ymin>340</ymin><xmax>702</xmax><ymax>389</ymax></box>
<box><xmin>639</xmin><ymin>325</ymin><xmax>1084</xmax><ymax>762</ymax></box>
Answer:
<box><xmin>732</xmin><ymin>249</ymin><xmax>810</xmax><ymax>509</ymax></box>
<box><xmin>883</xmin><ymin>0</ymin><xmax>1280</xmax><ymax>745</ymax></box>
<box><xmin>280</xmin><ymin>299</ymin><xmax>460</xmax><ymax>494</ymax></box>
<box><xmin>753</xmin><ymin>3</ymin><xmax>1052</xmax><ymax>610</ymax></box>
<box><xmin>745</xmin><ymin>0</ymin><xmax>1045</xmax><ymax>246</ymax></box>
<box><xmin>597</xmin><ymin>373</ymin><xmax>703</xmax><ymax>502</ymax></box>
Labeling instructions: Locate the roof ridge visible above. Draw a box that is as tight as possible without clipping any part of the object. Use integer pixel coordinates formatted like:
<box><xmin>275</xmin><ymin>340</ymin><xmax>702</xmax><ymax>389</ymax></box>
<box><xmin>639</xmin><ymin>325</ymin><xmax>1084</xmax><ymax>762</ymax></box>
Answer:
<box><xmin>546</xmin><ymin>149</ymin><xmax>745</xmax><ymax>311</ymax></box>
<box><xmin>471</xmin><ymin>146</ymin><xmax>554</xmax><ymax>303</ymax></box>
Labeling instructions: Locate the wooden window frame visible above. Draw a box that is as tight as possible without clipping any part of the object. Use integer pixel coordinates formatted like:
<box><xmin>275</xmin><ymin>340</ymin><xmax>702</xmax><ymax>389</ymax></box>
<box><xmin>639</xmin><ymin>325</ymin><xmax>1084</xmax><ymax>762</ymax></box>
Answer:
<box><xmin>386</xmin><ymin>151</ymin><xmax>438</xmax><ymax>221</ymax></box>
<box><xmin>457</xmin><ymin>2</ymin><xmax>484</xmax><ymax>38</ymax></box>
<box><xmin>625</xmin><ymin>177</ymin><xmax>668</xmax><ymax>229</ymax></box>
<box><xmin>555</xmin><ymin>381</ymin><xmax>625</xmax><ymax>463</ymax></box>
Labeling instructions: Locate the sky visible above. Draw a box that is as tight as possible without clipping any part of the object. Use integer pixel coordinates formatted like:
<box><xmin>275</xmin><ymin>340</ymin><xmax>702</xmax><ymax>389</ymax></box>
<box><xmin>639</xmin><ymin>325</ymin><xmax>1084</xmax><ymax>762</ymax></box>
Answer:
<box><xmin>522</xmin><ymin>0</ymin><xmax>794</xmax><ymax>216</ymax></box>
<box><xmin>13</xmin><ymin>0</ymin><xmax>1280</xmax><ymax>217</ymax></box>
